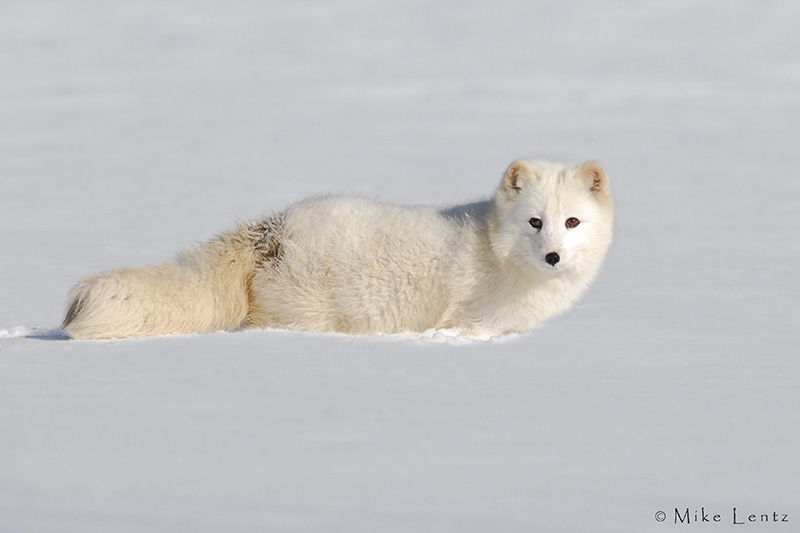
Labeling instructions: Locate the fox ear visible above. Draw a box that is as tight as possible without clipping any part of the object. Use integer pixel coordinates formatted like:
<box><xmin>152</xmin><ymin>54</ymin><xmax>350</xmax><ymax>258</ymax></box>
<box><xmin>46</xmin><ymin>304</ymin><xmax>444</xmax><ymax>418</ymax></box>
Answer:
<box><xmin>578</xmin><ymin>161</ymin><xmax>611</xmax><ymax>196</ymax></box>
<box><xmin>503</xmin><ymin>160</ymin><xmax>537</xmax><ymax>194</ymax></box>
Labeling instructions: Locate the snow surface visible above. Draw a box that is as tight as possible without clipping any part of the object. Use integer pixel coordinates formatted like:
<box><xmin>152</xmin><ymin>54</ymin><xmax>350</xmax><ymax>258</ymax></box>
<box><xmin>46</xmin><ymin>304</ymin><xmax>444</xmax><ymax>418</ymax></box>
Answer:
<box><xmin>2</xmin><ymin>1</ymin><xmax>800</xmax><ymax>532</ymax></box>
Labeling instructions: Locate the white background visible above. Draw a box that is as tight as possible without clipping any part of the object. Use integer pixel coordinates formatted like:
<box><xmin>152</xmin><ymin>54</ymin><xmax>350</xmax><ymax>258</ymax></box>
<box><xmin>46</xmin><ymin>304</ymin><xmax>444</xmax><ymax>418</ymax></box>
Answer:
<box><xmin>1</xmin><ymin>1</ymin><xmax>798</xmax><ymax>531</ymax></box>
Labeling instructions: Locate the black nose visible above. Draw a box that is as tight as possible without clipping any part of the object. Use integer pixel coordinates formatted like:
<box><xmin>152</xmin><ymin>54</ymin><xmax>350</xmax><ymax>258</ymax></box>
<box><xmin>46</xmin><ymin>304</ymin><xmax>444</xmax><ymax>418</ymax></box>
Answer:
<box><xmin>545</xmin><ymin>252</ymin><xmax>560</xmax><ymax>266</ymax></box>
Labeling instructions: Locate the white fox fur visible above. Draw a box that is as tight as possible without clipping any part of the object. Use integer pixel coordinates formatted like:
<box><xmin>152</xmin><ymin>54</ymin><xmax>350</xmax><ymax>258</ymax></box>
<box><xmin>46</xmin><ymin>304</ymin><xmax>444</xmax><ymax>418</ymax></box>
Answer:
<box><xmin>63</xmin><ymin>159</ymin><xmax>614</xmax><ymax>340</ymax></box>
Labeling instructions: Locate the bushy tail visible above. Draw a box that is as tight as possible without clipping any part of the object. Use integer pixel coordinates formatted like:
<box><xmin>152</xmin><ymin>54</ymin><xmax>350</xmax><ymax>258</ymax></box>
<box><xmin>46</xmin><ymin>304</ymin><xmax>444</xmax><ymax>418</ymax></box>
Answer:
<box><xmin>62</xmin><ymin>224</ymin><xmax>265</xmax><ymax>340</ymax></box>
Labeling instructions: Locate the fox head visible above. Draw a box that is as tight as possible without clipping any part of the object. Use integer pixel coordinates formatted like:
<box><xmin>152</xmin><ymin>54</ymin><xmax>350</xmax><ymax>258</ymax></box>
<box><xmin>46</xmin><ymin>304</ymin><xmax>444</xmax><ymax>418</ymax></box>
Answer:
<box><xmin>490</xmin><ymin>159</ymin><xmax>614</xmax><ymax>277</ymax></box>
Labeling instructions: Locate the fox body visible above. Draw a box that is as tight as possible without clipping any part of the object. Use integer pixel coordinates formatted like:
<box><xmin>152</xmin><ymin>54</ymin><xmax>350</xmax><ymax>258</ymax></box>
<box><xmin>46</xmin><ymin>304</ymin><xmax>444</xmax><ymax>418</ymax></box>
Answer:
<box><xmin>63</xmin><ymin>159</ymin><xmax>614</xmax><ymax>340</ymax></box>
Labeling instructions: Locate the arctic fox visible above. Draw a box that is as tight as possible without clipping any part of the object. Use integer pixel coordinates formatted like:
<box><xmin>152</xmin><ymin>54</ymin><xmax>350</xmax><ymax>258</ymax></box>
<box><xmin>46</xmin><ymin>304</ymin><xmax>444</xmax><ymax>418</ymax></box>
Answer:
<box><xmin>62</xmin><ymin>159</ymin><xmax>614</xmax><ymax>340</ymax></box>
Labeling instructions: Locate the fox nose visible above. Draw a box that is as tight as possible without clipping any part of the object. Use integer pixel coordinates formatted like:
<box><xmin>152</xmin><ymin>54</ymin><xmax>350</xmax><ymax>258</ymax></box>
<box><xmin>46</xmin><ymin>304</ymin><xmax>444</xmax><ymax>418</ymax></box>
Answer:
<box><xmin>545</xmin><ymin>252</ymin><xmax>560</xmax><ymax>266</ymax></box>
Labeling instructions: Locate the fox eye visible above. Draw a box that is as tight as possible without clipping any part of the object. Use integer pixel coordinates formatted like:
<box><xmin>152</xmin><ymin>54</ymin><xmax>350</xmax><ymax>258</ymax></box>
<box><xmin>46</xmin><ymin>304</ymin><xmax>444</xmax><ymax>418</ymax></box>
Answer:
<box><xmin>529</xmin><ymin>217</ymin><xmax>542</xmax><ymax>230</ymax></box>
<box><xmin>565</xmin><ymin>217</ymin><xmax>580</xmax><ymax>229</ymax></box>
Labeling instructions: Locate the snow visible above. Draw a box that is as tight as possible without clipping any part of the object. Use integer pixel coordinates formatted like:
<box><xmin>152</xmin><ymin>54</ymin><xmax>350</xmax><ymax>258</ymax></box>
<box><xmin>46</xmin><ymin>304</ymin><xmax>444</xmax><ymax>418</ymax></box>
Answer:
<box><xmin>2</xmin><ymin>1</ymin><xmax>799</xmax><ymax>531</ymax></box>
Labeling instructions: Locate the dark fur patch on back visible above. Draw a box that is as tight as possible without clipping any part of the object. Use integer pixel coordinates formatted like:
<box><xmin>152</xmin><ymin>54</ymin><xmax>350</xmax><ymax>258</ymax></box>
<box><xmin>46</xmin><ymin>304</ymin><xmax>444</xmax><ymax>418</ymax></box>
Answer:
<box><xmin>249</xmin><ymin>212</ymin><xmax>286</xmax><ymax>267</ymax></box>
